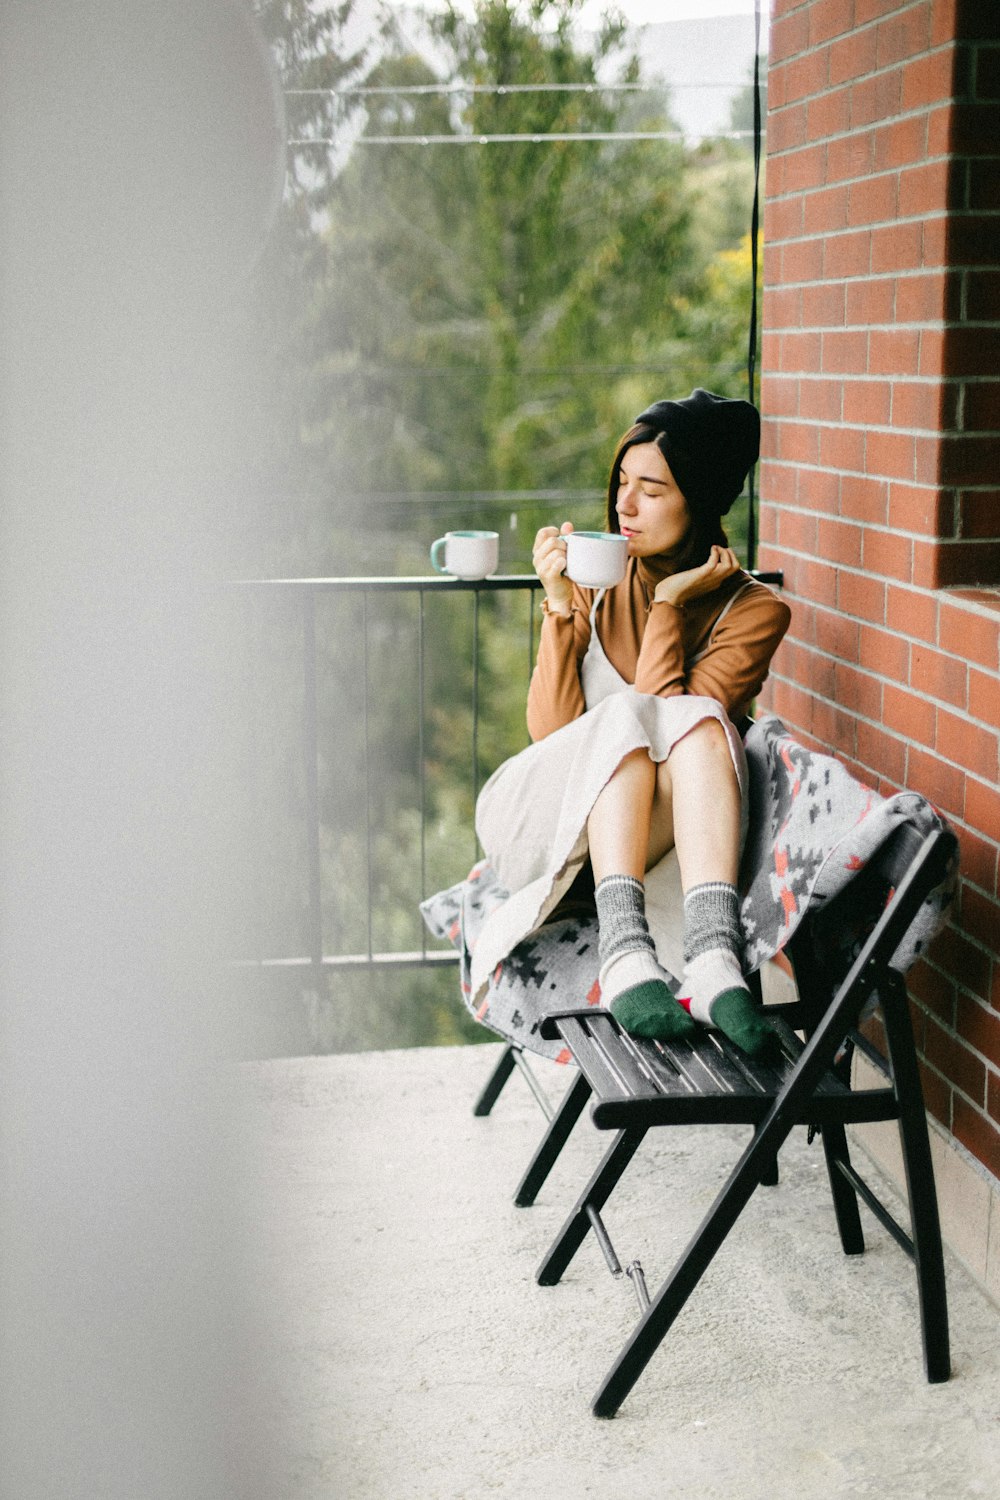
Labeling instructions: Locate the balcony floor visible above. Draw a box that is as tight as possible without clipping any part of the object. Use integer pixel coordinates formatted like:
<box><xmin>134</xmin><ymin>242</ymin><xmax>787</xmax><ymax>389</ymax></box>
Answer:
<box><xmin>250</xmin><ymin>1042</ymin><xmax>1000</xmax><ymax>1500</ymax></box>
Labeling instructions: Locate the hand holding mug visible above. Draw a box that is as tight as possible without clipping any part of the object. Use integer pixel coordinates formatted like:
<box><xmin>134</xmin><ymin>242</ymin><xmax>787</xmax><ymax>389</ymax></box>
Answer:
<box><xmin>532</xmin><ymin>523</ymin><xmax>574</xmax><ymax>613</ymax></box>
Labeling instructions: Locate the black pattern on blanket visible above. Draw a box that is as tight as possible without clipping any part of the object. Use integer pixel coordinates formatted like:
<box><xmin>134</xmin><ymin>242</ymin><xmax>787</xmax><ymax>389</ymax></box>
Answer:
<box><xmin>420</xmin><ymin>716</ymin><xmax>958</xmax><ymax>1064</ymax></box>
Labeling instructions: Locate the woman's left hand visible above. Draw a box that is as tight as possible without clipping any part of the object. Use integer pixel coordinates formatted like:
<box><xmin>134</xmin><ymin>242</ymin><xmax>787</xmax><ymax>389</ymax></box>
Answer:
<box><xmin>652</xmin><ymin>546</ymin><xmax>741</xmax><ymax>608</ymax></box>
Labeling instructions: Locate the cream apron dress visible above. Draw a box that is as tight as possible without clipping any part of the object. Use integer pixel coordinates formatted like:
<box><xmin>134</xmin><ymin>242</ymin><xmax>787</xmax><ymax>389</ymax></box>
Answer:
<box><xmin>470</xmin><ymin>590</ymin><xmax>749</xmax><ymax>1003</ymax></box>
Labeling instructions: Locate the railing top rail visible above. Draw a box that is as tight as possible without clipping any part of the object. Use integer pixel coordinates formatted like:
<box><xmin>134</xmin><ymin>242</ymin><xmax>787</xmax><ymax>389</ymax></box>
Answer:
<box><xmin>236</xmin><ymin>570</ymin><xmax>784</xmax><ymax>593</ymax></box>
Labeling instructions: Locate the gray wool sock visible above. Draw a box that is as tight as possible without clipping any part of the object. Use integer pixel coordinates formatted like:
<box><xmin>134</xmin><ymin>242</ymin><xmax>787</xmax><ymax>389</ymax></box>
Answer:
<box><xmin>595</xmin><ymin>875</ymin><xmax>695</xmax><ymax>1043</ymax></box>
<box><xmin>681</xmin><ymin>882</ymin><xmax>778</xmax><ymax>1061</ymax></box>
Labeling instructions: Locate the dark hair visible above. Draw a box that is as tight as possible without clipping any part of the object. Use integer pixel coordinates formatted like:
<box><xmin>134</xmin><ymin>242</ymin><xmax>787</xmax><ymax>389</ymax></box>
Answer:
<box><xmin>604</xmin><ymin>424</ymin><xmax>728</xmax><ymax>569</ymax></box>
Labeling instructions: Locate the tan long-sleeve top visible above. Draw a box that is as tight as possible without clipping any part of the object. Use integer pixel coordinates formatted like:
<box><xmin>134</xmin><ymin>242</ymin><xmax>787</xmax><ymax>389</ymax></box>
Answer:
<box><xmin>527</xmin><ymin>556</ymin><xmax>791</xmax><ymax>741</ymax></box>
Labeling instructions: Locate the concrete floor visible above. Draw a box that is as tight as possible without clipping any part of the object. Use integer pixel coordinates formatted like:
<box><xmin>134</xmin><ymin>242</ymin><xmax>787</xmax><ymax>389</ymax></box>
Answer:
<box><xmin>249</xmin><ymin>1043</ymin><xmax>1000</xmax><ymax>1500</ymax></box>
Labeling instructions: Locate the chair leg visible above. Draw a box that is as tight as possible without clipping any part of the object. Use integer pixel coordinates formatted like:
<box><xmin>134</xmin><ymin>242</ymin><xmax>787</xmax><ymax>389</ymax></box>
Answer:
<box><xmin>514</xmin><ymin>1070</ymin><xmax>592</xmax><ymax>1207</ymax></box>
<box><xmin>820</xmin><ymin>1121</ymin><xmax>866</xmax><ymax>1255</ymax></box>
<box><xmin>536</xmin><ymin>1125</ymin><xmax>647</xmax><ymax>1287</ymax></box>
<box><xmin>472</xmin><ymin>1043</ymin><xmax>519</xmax><ymax>1117</ymax></box>
<box><xmin>591</xmin><ymin>1112</ymin><xmax>797</xmax><ymax>1418</ymax></box>
<box><xmin>881</xmin><ymin>975</ymin><xmax>950</xmax><ymax>1383</ymax></box>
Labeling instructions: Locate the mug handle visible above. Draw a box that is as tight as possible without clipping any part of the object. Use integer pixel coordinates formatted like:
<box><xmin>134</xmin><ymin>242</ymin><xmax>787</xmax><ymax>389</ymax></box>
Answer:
<box><xmin>430</xmin><ymin>537</ymin><xmax>449</xmax><ymax>574</ymax></box>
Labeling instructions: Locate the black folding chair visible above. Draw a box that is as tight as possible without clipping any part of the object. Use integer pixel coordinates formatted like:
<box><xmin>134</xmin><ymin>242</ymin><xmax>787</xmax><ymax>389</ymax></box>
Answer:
<box><xmin>520</xmin><ymin>818</ymin><xmax>955</xmax><ymax>1417</ymax></box>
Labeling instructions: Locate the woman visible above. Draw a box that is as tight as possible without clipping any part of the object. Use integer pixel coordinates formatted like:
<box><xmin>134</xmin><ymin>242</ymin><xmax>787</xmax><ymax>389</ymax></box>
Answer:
<box><xmin>473</xmin><ymin>390</ymin><xmax>790</xmax><ymax>1058</ymax></box>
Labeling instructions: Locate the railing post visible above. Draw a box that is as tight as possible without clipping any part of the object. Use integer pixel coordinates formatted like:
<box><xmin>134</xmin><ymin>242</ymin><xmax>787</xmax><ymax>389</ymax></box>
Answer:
<box><xmin>301</xmin><ymin>588</ymin><xmax>326</xmax><ymax>999</ymax></box>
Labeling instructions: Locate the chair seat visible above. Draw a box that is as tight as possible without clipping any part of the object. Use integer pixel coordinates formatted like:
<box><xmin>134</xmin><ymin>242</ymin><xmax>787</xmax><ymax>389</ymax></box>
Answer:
<box><xmin>541</xmin><ymin>1008</ymin><xmax>898</xmax><ymax>1129</ymax></box>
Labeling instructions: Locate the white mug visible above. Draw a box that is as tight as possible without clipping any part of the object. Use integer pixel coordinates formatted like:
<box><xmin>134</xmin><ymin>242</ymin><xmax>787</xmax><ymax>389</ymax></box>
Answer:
<box><xmin>429</xmin><ymin>530</ymin><xmax>499</xmax><ymax>580</ymax></box>
<box><xmin>565</xmin><ymin>530</ymin><xmax>629</xmax><ymax>589</ymax></box>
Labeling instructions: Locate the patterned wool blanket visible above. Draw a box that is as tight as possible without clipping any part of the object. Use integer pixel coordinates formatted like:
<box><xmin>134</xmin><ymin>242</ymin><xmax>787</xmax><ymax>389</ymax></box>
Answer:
<box><xmin>420</xmin><ymin>715</ymin><xmax>958</xmax><ymax>1063</ymax></box>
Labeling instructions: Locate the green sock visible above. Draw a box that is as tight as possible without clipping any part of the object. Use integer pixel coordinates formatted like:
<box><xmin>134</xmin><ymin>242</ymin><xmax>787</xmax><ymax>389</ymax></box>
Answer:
<box><xmin>595</xmin><ymin>875</ymin><xmax>696</xmax><ymax>1043</ymax></box>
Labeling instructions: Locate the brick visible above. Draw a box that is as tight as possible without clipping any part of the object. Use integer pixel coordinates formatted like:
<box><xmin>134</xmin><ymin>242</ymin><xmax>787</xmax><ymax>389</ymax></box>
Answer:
<box><xmin>835</xmin><ymin>659</ymin><xmax>884</xmax><ymax>720</ymax></box>
<box><xmin>935</xmin><ymin>538</ymin><xmax>1000</xmax><ymax>585</ymax></box>
<box><xmin>769</xmin><ymin>193</ymin><xmax>806</xmax><ymax>240</ymax></box>
<box><xmin>911</xmin><ymin>642</ymin><xmax>969</xmax><ymax>708</ymax></box>
<box><xmin>862</xmin><ymin>523</ymin><xmax>914</xmax><ymax>580</ymax></box>
<box><xmin>925</xmin><ymin>1015</ymin><xmax>987</xmax><ymax>1104</ymax></box>
<box><xmin>910</xmin><ymin>538</ymin><xmax>943</xmax><ymax>588</ymax></box>
<box><xmin>988</xmin><ymin>1069</ymin><xmax>1000</xmax><ymax>1129</ymax></box>
<box><xmin>920</xmin><ymin>215</ymin><xmax>950</xmax><ymax>270</ymax></box>
<box><xmin>780</xmin><ymin>330</ymin><xmax>824</xmax><ymax>374</ymax></box>
<box><xmin>961</xmin><ymin>382</ymin><xmax>1000</xmax><ymax>432</ymax></box>
<box><xmin>966</xmin><ymin>777</ymin><xmax>1000</xmax><ymax>848</ymax></box>
<box><xmin>865</xmin><ymin>428</ymin><xmax>916</xmax><ymax>481</ymax></box>
<box><xmin>928</xmin><ymin>0</ymin><xmax>962</xmax><ymax>48</ymax></box>
<box><xmin>870</xmin><ymin>220</ymin><xmax>923</xmax><ymax>274</ymax></box>
<box><xmin>959</xmin><ymin>996</ymin><xmax>1000</xmax><ymax>1068</ymax></box>
<box><xmin>886</xmin><ymin>581</ymin><xmax>938</xmax><ymax>640</ymax></box>
<box><xmin>782</xmin><ymin>143</ymin><xmax>829</xmax><ymax>197</ymax></box>
<box><xmin>959</xmin><ymin>889</ymin><xmax>1000</xmax><ymax>962</ymax></box>
<box><xmin>976</xmin><ymin>45</ymin><xmax>1000</xmax><ymax>100</ymax></box>
<box><xmin>777</xmin><ymin>508</ymin><xmax>819</xmax><ymax>554</ymax></box>
<box><xmin>829</xmin><ymin>26</ymin><xmax>878</xmax><ymax>86</ymax></box>
<box><xmin>809</xmin><ymin>0</ymin><xmax>857</xmax><ymax>46</ymax></box>
<box><xmin>888</xmin><ymin>483</ymin><xmax>945</xmax><ymax>535</ymax></box>
<box><xmin>801</xmin><ymin>466</ymin><xmax>843</xmax><ymax>513</ymax></box>
<box><xmin>898</xmin><ymin>158</ymin><xmax>953</xmax><ymax>219</ymax></box>
<box><xmin>783</xmin><ymin>47</ymin><xmax>832</xmax><ymax>105</ymax></box>
<box><xmin>969</xmin><ymin>666</ymin><xmax>1000</xmax><ymax>724</ymax></box>
<box><xmin>968</xmin><ymin>158</ymin><xmax>1000</xmax><ymax>211</ymax></box>
<box><xmin>927</xmin><ymin>101</ymin><xmax>952</xmax><ymax>155</ymax></box>
<box><xmin>845</xmin><ymin>277</ymin><xmax>896</xmax><ymax>326</ymax></box>
<box><xmin>873</xmin><ymin>113</ymin><xmax>929</xmax><ymax>172</ymax></box>
<box><xmin>883</xmin><ymin>682</ymin><xmax>936</xmax><ymax>746</ymax></box>
<box><xmin>806</xmin><ymin>84</ymin><xmax>852</xmax><ymax>141</ymax></box>
<box><xmin>857</xmin><ymin>718</ymin><xmax>907</xmax><ymax>783</ymax></box>
<box><xmin>812</xmin><ymin>695</ymin><xmax>857</xmax><ymax>754</ymax></box>
<box><xmin>783</xmin><ymin>237</ymin><xmax>826</xmax><ymax>282</ymax></box>
<box><xmin>816</xmin><ymin>604</ymin><xmax>862</xmax><ymax>663</ymax></box>
<box><xmin>852</xmin><ymin>69</ymin><xmax>903</xmax><ymax>128</ymax></box>
<box><xmin>801</xmin><ymin>283</ymin><xmax>847</xmax><ymax>328</ymax></box>
<box><xmin>940</xmin><ymin>433</ymin><xmax>1000</xmax><ymax>487</ymax></box>
<box><xmin>820</xmin><ymin>421</ymin><xmax>867</xmax><ymax>470</ymax></box>
<box><xmin>770</xmin><ymin>7</ymin><xmax>810</xmax><ymax>65</ymax></box>
<box><xmin>910</xmin><ymin>956</ymin><xmax>957</xmax><ymax>1026</ymax></box>
<box><xmin>907</xmin><ymin>745</ymin><xmax>967</xmax><ymax>821</ymax></box>
<box><xmin>817</xmin><ymin>516</ymin><xmax>863</xmax><ymax>566</ymax></box>
<box><xmin>947</xmin><ymin>212</ymin><xmax>1000</xmax><ymax>265</ymax></box>
<box><xmin>892</xmin><ymin>270</ymin><xmax>947</xmax><ymax>324</ymax></box>
<box><xmin>841</xmin><ymin>472</ymin><xmax>889</xmax><ymax>522</ymax></box>
<box><xmin>843</xmin><ymin>378</ymin><xmax>892</xmax><ymax>426</ymax></box>
<box><xmin>806</xmin><ymin>183</ymin><xmax>854</xmax><ymax>236</ymax></box>
<box><xmin>821</xmin><ymin>329</ymin><xmax>869</xmax><ymax>376</ymax></box>
<box><xmin>958</xmin><ymin>492</ymin><xmax>1000</xmax><ymax>539</ymax></box>
<box><xmin>945</xmin><ymin>328</ymin><xmax>1000</xmax><ymax>379</ymax></box>
<box><xmin>855</xmin><ymin>0</ymin><xmax>913</xmax><ymax>22</ymax></box>
<box><xmin>956</xmin><ymin>823</ymin><xmax>999</xmax><ymax>896</ymax></box>
<box><xmin>937</xmin><ymin>708</ymin><xmax>999</xmax><ymax>780</ymax></box>
<box><xmin>777</xmin><ymin>421</ymin><xmax>822</xmax><ymax>465</ymax></box>
<box><xmin>824</xmin><ymin>229</ymin><xmax>873</xmax><ymax>278</ymax></box>
<box><xmin>913</xmin><ymin>434</ymin><xmax>941</xmax><ymax>485</ymax></box>
<box><xmin>952</xmin><ymin>1095</ymin><xmax>1000</xmax><ymax>1177</ymax></box>
<box><xmin>933</xmin><ymin>921</ymin><xmax>992</xmax><ymax>1000</ymax></box>
<box><xmin>876</xmin><ymin>4</ymin><xmax>933</xmax><ymax>68</ymax></box>
<box><xmin>838</xmin><ymin>568</ymin><xmax>886</xmax><ymax>622</ymax></box>
<box><xmin>799</xmin><ymin>378</ymin><xmax>844</xmax><ymax>421</ymax></box>
<box><xmin>889</xmin><ymin>380</ymin><xmax>942</xmax><ymax>430</ymax></box>
<box><xmin>859</xmin><ymin>620</ymin><xmax>909</xmax><ymax>679</ymax></box>
<box><xmin>827</xmin><ymin>133</ymin><xmax>876</xmax><ymax>184</ymax></box>
<box><xmin>965</xmin><ymin>269</ymin><xmax>1000</xmax><ymax>320</ymax></box>
<box><xmin>849</xmin><ymin>172</ymin><xmax>900</xmax><ymax>227</ymax></box>
<box><xmin>800</xmin><ymin>557</ymin><xmax>839</xmax><ymax>609</ymax></box>
<box><xmin>770</xmin><ymin>677</ymin><xmax>814</xmax><ymax>737</ymax></box>
<box><xmin>917</xmin><ymin>1057</ymin><xmax>952</xmax><ymax>1129</ymax></box>
<box><xmin>902</xmin><ymin>48</ymin><xmax>959</xmax><ymax>111</ymax></box>
<box><xmin>767</xmin><ymin>101</ymin><xmax>810</xmax><ymax>157</ymax></box>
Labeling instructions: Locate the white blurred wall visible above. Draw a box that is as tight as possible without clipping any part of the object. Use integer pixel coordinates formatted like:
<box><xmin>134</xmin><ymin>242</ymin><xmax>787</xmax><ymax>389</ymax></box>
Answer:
<box><xmin>0</xmin><ymin>3</ymin><xmax>285</xmax><ymax>1494</ymax></box>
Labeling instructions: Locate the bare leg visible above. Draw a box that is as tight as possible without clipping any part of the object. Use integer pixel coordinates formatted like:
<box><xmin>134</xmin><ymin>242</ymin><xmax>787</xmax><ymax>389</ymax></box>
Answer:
<box><xmin>588</xmin><ymin>718</ymin><xmax>741</xmax><ymax>885</ymax></box>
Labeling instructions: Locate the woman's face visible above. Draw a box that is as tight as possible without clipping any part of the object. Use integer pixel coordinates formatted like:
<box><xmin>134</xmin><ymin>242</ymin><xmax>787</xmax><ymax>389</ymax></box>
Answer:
<box><xmin>615</xmin><ymin>441</ymin><xmax>691</xmax><ymax>558</ymax></box>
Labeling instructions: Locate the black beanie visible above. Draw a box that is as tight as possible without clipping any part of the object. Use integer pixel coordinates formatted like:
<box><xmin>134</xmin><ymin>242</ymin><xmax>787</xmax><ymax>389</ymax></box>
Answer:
<box><xmin>633</xmin><ymin>388</ymin><xmax>760</xmax><ymax>518</ymax></box>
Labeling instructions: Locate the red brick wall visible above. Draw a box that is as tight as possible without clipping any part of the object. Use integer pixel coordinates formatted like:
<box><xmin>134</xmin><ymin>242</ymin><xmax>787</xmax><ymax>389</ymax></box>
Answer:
<box><xmin>759</xmin><ymin>0</ymin><xmax>1000</xmax><ymax>1180</ymax></box>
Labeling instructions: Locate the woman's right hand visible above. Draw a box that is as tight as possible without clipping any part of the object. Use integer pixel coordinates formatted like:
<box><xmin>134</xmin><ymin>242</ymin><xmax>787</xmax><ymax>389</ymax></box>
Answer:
<box><xmin>532</xmin><ymin>523</ymin><xmax>574</xmax><ymax>614</ymax></box>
